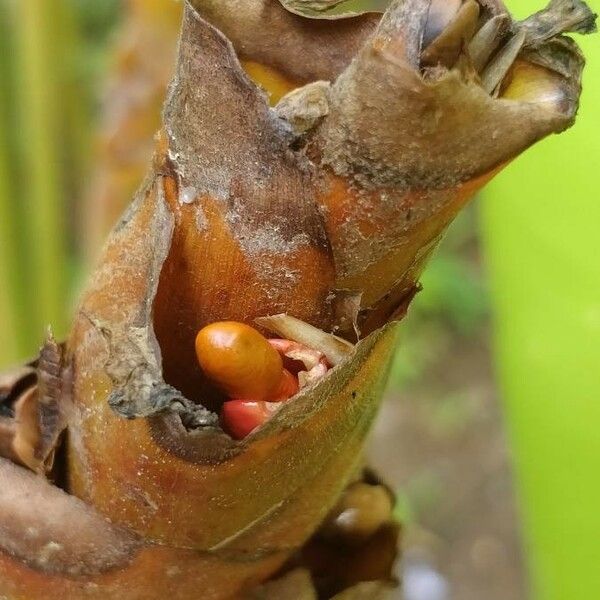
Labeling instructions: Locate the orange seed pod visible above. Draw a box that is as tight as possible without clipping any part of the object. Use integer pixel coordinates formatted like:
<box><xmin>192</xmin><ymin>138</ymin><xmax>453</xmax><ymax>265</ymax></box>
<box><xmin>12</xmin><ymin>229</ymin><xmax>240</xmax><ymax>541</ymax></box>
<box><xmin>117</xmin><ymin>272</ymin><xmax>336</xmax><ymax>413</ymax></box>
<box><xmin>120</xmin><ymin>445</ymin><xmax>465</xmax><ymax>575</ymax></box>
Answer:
<box><xmin>195</xmin><ymin>321</ymin><xmax>286</xmax><ymax>401</ymax></box>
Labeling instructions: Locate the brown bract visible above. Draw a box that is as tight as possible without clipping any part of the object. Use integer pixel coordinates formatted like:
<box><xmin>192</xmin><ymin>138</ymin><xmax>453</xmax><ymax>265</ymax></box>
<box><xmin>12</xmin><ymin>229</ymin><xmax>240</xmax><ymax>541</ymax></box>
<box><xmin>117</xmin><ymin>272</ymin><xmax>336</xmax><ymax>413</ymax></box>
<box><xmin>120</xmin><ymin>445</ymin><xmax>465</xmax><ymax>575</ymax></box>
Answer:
<box><xmin>307</xmin><ymin>0</ymin><xmax>591</xmax><ymax>332</ymax></box>
<box><xmin>62</xmin><ymin>7</ymin><xmax>404</xmax><ymax>571</ymax></box>
<box><xmin>154</xmin><ymin>7</ymin><xmax>337</xmax><ymax>402</ymax></box>
<box><xmin>0</xmin><ymin>336</ymin><xmax>66</xmax><ymax>474</ymax></box>
<box><xmin>186</xmin><ymin>0</ymin><xmax>592</xmax><ymax>332</ymax></box>
<box><xmin>190</xmin><ymin>0</ymin><xmax>380</xmax><ymax>83</ymax></box>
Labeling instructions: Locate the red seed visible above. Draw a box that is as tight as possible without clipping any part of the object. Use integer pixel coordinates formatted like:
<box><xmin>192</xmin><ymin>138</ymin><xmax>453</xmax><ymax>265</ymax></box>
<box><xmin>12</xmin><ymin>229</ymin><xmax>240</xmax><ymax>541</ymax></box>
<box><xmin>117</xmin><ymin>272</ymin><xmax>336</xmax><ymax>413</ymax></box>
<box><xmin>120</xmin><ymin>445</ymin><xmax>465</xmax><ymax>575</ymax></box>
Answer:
<box><xmin>220</xmin><ymin>400</ymin><xmax>281</xmax><ymax>440</ymax></box>
<box><xmin>270</xmin><ymin>368</ymin><xmax>299</xmax><ymax>402</ymax></box>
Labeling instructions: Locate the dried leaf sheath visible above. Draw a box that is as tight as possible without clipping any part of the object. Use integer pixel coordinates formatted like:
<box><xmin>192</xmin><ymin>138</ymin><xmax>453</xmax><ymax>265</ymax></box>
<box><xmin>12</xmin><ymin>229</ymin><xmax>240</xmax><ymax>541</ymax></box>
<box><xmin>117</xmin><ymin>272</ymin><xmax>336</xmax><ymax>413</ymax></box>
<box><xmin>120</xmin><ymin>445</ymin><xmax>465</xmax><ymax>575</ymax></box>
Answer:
<box><xmin>309</xmin><ymin>0</ymin><xmax>591</xmax><ymax>332</ymax></box>
<box><xmin>153</xmin><ymin>9</ymin><xmax>337</xmax><ymax>402</ymax></box>
<box><xmin>190</xmin><ymin>0</ymin><xmax>380</xmax><ymax>83</ymax></box>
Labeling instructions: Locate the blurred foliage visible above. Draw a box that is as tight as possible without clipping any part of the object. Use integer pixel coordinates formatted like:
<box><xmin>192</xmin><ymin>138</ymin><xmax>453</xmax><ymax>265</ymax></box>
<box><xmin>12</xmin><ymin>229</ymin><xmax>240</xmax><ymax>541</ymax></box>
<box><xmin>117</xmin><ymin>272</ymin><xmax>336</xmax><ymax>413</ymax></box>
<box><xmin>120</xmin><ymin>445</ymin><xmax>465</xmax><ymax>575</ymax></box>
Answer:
<box><xmin>389</xmin><ymin>208</ymin><xmax>489</xmax><ymax>390</ymax></box>
<box><xmin>67</xmin><ymin>0</ymin><xmax>122</xmax><ymax>106</ymax></box>
<box><xmin>80</xmin><ymin>0</ymin><xmax>183</xmax><ymax>262</ymax></box>
<box><xmin>482</xmin><ymin>2</ymin><xmax>600</xmax><ymax>597</ymax></box>
<box><xmin>0</xmin><ymin>0</ymin><xmax>120</xmax><ymax>364</ymax></box>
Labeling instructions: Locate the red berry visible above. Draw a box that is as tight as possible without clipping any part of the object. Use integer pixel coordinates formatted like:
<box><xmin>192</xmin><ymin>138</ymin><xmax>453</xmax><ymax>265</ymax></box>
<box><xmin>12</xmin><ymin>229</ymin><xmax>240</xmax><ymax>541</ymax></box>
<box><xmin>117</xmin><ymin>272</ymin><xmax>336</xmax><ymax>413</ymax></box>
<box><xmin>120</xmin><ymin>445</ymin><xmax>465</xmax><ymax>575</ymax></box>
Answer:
<box><xmin>270</xmin><ymin>368</ymin><xmax>299</xmax><ymax>402</ymax></box>
<box><xmin>220</xmin><ymin>400</ymin><xmax>281</xmax><ymax>440</ymax></box>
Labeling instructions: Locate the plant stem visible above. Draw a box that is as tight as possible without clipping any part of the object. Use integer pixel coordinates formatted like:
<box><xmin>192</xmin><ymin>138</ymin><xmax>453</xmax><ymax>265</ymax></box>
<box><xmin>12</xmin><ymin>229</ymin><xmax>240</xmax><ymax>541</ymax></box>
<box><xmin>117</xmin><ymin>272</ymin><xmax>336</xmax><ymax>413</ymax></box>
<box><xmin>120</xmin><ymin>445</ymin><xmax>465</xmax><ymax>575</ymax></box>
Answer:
<box><xmin>15</xmin><ymin>0</ymin><xmax>68</xmax><ymax>342</ymax></box>
<box><xmin>0</xmin><ymin>0</ymin><xmax>26</xmax><ymax>366</ymax></box>
<box><xmin>0</xmin><ymin>103</ymin><xmax>20</xmax><ymax>367</ymax></box>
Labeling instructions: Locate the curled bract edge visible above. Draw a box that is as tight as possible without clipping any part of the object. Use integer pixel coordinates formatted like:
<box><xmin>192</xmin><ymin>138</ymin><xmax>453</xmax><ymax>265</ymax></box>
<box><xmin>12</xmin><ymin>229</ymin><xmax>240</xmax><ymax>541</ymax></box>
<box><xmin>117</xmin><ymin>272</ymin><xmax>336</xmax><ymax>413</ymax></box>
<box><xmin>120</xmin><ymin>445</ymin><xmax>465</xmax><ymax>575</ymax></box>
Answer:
<box><xmin>0</xmin><ymin>335</ymin><xmax>66</xmax><ymax>474</ymax></box>
<box><xmin>189</xmin><ymin>0</ymin><xmax>380</xmax><ymax>84</ymax></box>
<box><xmin>277</xmin><ymin>0</ymin><xmax>378</xmax><ymax>19</ymax></box>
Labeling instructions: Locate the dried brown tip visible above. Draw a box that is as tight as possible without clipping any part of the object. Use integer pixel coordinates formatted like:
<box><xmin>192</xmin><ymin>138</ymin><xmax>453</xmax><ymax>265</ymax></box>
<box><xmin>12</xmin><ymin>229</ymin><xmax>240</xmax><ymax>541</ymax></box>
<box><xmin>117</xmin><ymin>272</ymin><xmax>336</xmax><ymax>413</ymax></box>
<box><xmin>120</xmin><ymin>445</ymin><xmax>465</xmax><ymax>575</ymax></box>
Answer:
<box><xmin>1</xmin><ymin>366</ymin><xmax>35</xmax><ymax>467</ymax></box>
<box><xmin>421</xmin><ymin>0</ymin><xmax>481</xmax><ymax>68</ymax></box>
<box><xmin>424</xmin><ymin>0</ymin><xmax>463</xmax><ymax>47</ymax></box>
<box><xmin>520</xmin><ymin>0</ymin><xmax>597</xmax><ymax>44</ymax></box>
<box><xmin>317</xmin><ymin>0</ymin><xmax>592</xmax><ymax>191</ymax></box>
<box><xmin>481</xmin><ymin>28</ymin><xmax>527</xmax><ymax>93</ymax></box>
<box><xmin>469</xmin><ymin>14</ymin><xmax>511</xmax><ymax>72</ymax></box>
<box><xmin>0</xmin><ymin>335</ymin><xmax>67</xmax><ymax>473</ymax></box>
<box><xmin>11</xmin><ymin>387</ymin><xmax>45</xmax><ymax>472</ymax></box>
<box><xmin>256</xmin><ymin>314</ymin><xmax>354</xmax><ymax>366</ymax></box>
<box><xmin>189</xmin><ymin>0</ymin><xmax>380</xmax><ymax>83</ymax></box>
<box><xmin>297</xmin><ymin>0</ymin><xmax>594</xmax><ymax>330</ymax></box>
<box><xmin>0</xmin><ymin>336</ymin><xmax>66</xmax><ymax>474</ymax></box>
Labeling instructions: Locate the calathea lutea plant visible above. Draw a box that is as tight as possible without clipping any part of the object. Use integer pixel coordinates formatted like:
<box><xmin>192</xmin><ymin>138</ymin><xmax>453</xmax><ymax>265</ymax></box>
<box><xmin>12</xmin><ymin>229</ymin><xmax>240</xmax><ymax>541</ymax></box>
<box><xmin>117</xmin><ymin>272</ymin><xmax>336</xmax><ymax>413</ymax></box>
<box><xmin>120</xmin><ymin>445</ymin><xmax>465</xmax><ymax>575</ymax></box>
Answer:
<box><xmin>0</xmin><ymin>0</ymin><xmax>595</xmax><ymax>598</ymax></box>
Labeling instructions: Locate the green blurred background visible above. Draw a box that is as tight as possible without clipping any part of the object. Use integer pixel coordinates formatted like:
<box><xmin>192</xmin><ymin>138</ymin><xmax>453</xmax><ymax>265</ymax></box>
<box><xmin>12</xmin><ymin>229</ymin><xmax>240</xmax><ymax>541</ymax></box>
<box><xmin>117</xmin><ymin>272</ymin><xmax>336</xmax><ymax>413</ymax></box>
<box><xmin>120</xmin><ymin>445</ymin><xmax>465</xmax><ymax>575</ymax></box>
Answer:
<box><xmin>483</xmin><ymin>1</ymin><xmax>600</xmax><ymax>598</ymax></box>
<box><xmin>0</xmin><ymin>1</ymin><xmax>598</xmax><ymax>599</ymax></box>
